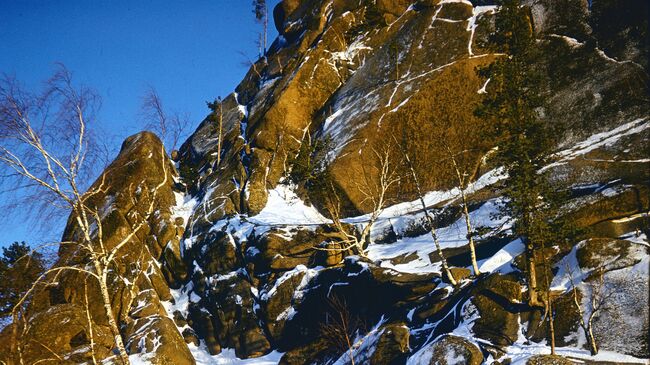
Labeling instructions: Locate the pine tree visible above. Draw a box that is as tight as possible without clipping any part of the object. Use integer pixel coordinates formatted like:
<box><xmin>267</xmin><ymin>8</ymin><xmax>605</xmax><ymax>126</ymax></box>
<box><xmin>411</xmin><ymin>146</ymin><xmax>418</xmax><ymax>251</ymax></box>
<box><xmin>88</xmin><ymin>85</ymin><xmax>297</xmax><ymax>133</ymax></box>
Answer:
<box><xmin>0</xmin><ymin>242</ymin><xmax>45</xmax><ymax>317</ymax></box>
<box><xmin>252</xmin><ymin>0</ymin><xmax>268</xmax><ymax>57</ymax></box>
<box><xmin>207</xmin><ymin>97</ymin><xmax>224</xmax><ymax>167</ymax></box>
<box><xmin>475</xmin><ymin>0</ymin><xmax>561</xmax><ymax>307</ymax></box>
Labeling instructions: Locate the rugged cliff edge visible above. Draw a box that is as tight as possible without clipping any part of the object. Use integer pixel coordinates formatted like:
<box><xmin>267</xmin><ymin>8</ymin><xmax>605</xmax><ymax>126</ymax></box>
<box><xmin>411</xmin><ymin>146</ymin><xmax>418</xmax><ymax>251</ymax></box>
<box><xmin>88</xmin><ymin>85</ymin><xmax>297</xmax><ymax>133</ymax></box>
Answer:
<box><xmin>1</xmin><ymin>0</ymin><xmax>648</xmax><ymax>364</ymax></box>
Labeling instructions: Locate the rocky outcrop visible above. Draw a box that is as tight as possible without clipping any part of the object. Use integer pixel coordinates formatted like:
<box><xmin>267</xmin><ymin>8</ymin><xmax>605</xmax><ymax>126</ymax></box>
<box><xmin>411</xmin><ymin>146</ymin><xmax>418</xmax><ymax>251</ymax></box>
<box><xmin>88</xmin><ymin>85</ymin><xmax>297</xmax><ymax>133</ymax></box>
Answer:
<box><xmin>170</xmin><ymin>0</ymin><xmax>648</xmax><ymax>362</ymax></box>
<box><xmin>2</xmin><ymin>0</ymin><xmax>648</xmax><ymax>364</ymax></box>
<box><xmin>0</xmin><ymin>132</ymin><xmax>194</xmax><ymax>364</ymax></box>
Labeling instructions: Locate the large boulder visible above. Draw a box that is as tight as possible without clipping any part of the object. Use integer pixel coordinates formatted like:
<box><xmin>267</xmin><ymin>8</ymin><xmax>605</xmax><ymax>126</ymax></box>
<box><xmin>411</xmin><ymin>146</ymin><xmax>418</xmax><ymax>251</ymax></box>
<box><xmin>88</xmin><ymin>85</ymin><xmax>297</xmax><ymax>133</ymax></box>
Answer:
<box><xmin>125</xmin><ymin>315</ymin><xmax>195</xmax><ymax>365</ymax></box>
<box><xmin>368</xmin><ymin>323</ymin><xmax>411</xmax><ymax>365</ymax></box>
<box><xmin>409</xmin><ymin>335</ymin><xmax>483</xmax><ymax>365</ymax></box>
<box><xmin>1</xmin><ymin>304</ymin><xmax>114</xmax><ymax>364</ymax></box>
<box><xmin>470</xmin><ymin>274</ymin><xmax>523</xmax><ymax>346</ymax></box>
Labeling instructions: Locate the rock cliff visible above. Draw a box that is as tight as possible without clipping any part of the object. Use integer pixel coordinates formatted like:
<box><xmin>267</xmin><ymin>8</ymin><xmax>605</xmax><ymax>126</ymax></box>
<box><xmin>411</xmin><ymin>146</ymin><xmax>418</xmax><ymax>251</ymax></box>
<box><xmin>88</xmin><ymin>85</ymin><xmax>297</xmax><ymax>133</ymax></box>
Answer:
<box><xmin>1</xmin><ymin>0</ymin><xmax>648</xmax><ymax>364</ymax></box>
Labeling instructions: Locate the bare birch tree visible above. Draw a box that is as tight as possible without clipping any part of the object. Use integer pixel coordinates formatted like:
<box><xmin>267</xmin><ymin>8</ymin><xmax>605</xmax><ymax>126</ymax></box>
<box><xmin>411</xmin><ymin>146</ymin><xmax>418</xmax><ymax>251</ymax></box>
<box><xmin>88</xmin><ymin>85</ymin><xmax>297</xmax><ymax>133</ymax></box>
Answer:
<box><xmin>317</xmin><ymin>143</ymin><xmax>401</xmax><ymax>258</ymax></box>
<box><xmin>566</xmin><ymin>266</ymin><xmax>614</xmax><ymax>355</ymax></box>
<box><xmin>443</xmin><ymin>144</ymin><xmax>482</xmax><ymax>276</ymax></box>
<box><xmin>140</xmin><ymin>86</ymin><xmax>189</xmax><ymax>152</ymax></box>
<box><xmin>0</xmin><ymin>66</ymin><xmax>171</xmax><ymax>364</ymax></box>
<box><xmin>398</xmin><ymin>143</ymin><xmax>457</xmax><ymax>286</ymax></box>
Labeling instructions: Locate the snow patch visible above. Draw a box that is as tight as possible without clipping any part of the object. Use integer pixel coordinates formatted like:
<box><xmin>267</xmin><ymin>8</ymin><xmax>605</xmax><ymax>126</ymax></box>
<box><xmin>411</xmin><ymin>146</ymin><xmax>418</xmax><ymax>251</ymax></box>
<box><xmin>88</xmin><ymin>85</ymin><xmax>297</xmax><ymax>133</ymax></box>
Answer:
<box><xmin>546</xmin><ymin>118</ymin><xmax>649</xmax><ymax>170</ymax></box>
<box><xmin>188</xmin><ymin>346</ymin><xmax>283</xmax><ymax>365</ymax></box>
<box><xmin>248</xmin><ymin>183</ymin><xmax>331</xmax><ymax>226</ymax></box>
<box><xmin>467</xmin><ymin>6</ymin><xmax>496</xmax><ymax>57</ymax></box>
<box><xmin>368</xmin><ymin>198</ymin><xmax>511</xmax><ymax>274</ymax></box>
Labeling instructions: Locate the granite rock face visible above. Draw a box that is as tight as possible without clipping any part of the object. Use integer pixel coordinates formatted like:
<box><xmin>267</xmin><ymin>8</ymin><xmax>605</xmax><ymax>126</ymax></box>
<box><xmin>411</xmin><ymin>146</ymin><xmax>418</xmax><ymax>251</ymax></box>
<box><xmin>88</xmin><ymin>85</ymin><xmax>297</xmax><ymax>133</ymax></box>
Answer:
<box><xmin>1</xmin><ymin>132</ymin><xmax>194</xmax><ymax>364</ymax></box>
<box><xmin>1</xmin><ymin>0</ymin><xmax>648</xmax><ymax>364</ymax></box>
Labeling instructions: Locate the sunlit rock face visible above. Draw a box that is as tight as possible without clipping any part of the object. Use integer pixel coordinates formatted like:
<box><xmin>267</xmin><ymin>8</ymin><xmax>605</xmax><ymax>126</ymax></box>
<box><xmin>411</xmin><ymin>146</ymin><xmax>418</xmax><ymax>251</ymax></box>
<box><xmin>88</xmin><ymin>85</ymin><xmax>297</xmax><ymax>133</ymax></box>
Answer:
<box><xmin>2</xmin><ymin>0</ymin><xmax>648</xmax><ymax>364</ymax></box>
<box><xmin>0</xmin><ymin>132</ymin><xmax>194</xmax><ymax>364</ymax></box>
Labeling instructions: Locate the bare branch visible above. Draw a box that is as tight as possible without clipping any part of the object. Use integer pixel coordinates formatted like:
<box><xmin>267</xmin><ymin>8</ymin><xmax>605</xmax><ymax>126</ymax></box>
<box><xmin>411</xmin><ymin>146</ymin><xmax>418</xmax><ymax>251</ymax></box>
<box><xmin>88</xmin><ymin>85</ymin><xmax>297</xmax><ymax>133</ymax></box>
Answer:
<box><xmin>140</xmin><ymin>86</ymin><xmax>189</xmax><ymax>151</ymax></box>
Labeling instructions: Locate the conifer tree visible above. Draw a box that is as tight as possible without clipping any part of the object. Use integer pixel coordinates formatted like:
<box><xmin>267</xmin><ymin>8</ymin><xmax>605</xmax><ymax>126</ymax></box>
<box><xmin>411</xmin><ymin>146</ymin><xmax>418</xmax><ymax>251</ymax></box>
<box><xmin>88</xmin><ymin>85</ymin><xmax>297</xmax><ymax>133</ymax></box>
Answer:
<box><xmin>252</xmin><ymin>0</ymin><xmax>268</xmax><ymax>57</ymax></box>
<box><xmin>475</xmin><ymin>0</ymin><xmax>561</xmax><ymax>307</ymax></box>
<box><xmin>0</xmin><ymin>242</ymin><xmax>45</xmax><ymax>317</ymax></box>
<box><xmin>207</xmin><ymin>97</ymin><xmax>224</xmax><ymax>167</ymax></box>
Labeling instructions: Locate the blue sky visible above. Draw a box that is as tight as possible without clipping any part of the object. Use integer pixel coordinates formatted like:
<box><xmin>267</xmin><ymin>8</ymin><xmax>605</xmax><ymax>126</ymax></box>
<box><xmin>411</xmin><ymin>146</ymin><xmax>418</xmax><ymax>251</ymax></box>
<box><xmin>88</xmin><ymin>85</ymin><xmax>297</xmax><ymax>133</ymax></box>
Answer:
<box><xmin>0</xmin><ymin>0</ymin><xmax>280</xmax><ymax>247</ymax></box>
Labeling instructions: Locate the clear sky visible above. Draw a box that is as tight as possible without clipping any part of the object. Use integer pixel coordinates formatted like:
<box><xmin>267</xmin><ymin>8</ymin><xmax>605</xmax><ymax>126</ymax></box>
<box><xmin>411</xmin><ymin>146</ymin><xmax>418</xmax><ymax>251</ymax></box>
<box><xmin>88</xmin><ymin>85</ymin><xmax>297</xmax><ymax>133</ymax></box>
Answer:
<box><xmin>0</xmin><ymin>0</ymin><xmax>280</xmax><ymax>248</ymax></box>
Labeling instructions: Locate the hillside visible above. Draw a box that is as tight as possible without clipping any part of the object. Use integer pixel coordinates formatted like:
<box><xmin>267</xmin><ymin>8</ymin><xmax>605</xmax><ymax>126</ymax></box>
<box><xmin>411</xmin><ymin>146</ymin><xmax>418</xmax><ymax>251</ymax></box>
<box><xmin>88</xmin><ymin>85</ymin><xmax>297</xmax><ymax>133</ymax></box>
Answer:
<box><xmin>1</xmin><ymin>0</ymin><xmax>648</xmax><ymax>364</ymax></box>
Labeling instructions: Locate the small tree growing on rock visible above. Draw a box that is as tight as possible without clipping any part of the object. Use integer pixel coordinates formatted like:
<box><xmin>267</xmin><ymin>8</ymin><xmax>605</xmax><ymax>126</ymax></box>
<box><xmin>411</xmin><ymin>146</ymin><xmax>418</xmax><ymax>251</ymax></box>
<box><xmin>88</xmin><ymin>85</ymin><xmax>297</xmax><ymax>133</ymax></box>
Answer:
<box><xmin>140</xmin><ymin>86</ymin><xmax>189</xmax><ymax>152</ymax></box>
<box><xmin>316</xmin><ymin>141</ymin><xmax>401</xmax><ymax>258</ymax></box>
<box><xmin>566</xmin><ymin>265</ymin><xmax>615</xmax><ymax>356</ymax></box>
<box><xmin>320</xmin><ymin>295</ymin><xmax>366</xmax><ymax>365</ymax></box>
<box><xmin>252</xmin><ymin>0</ymin><xmax>268</xmax><ymax>57</ymax></box>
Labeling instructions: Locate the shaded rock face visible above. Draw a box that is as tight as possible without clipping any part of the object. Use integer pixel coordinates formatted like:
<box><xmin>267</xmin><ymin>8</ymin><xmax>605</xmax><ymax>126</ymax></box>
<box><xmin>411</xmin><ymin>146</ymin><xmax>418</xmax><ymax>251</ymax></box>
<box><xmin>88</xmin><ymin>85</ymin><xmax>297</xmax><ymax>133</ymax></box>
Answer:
<box><xmin>470</xmin><ymin>274</ymin><xmax>523</xmax><ymax>347</ymax></box>
<box><xmin>279</xmin><ymin>258</ymin><xmax>438</xmax><ymax>350</ymax></box>
<box><xmin>192</xmin><ymin>271</ymin><xmax>271</xmax><ymax>358</ymax></box>
<box><xmin>2</xmin><ymin>0</ymin><xmax>649</xmax><ymax>364</ymax></box>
